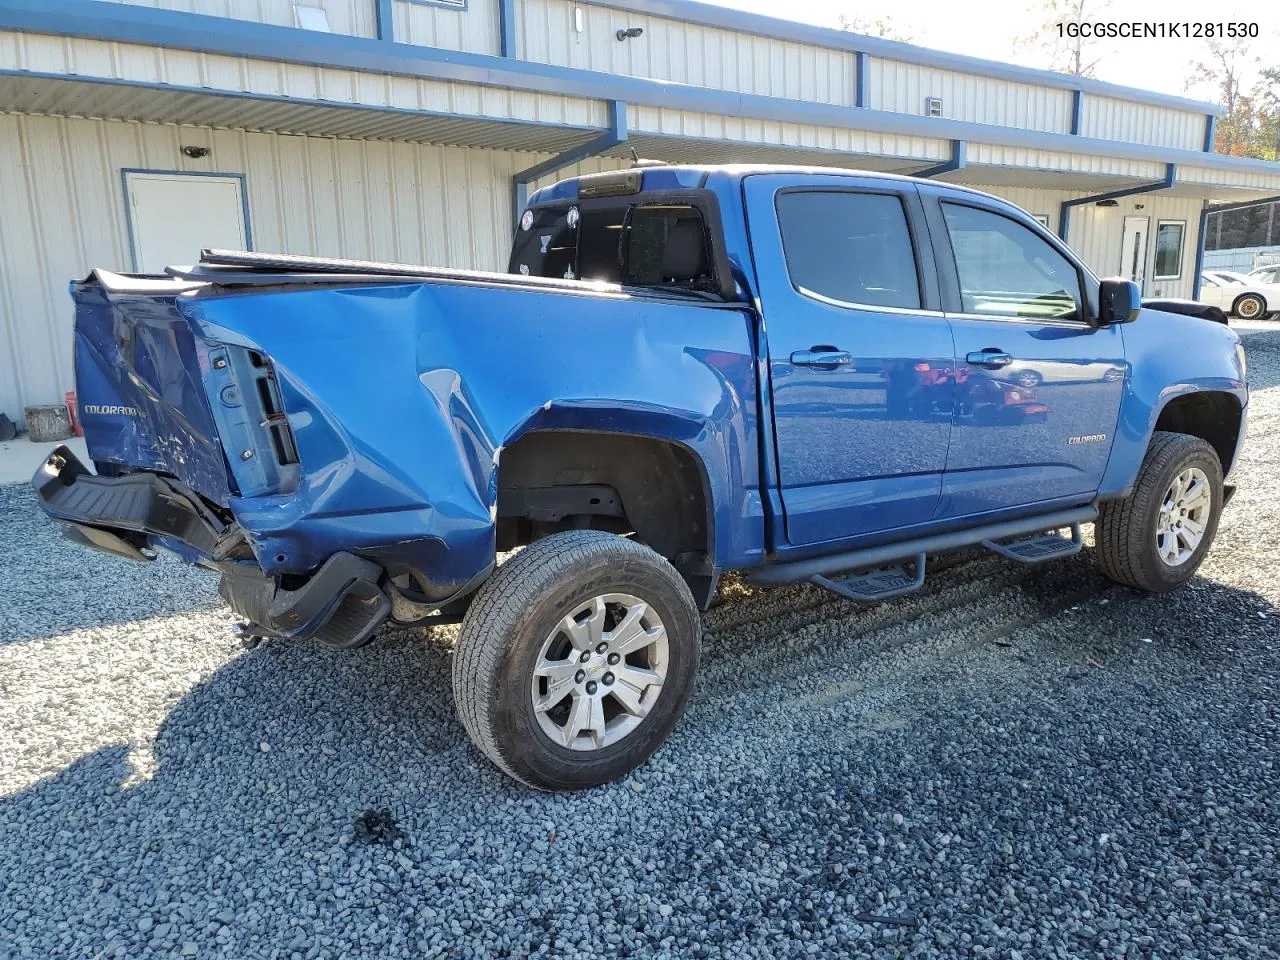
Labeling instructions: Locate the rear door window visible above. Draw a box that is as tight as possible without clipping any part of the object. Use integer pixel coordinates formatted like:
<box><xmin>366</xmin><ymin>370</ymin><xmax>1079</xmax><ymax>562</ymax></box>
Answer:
<box><xmin>775</xmin><ymin>190</ymin><xmax>921</xmax><ymax>310</ymax></box>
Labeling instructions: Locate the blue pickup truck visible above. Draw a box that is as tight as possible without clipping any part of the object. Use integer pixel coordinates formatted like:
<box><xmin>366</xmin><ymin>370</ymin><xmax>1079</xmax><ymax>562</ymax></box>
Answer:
<box><xmin>34</xmin><ymin>165</ymin><xmax>1247</xmax><ymax>790</ymax></box>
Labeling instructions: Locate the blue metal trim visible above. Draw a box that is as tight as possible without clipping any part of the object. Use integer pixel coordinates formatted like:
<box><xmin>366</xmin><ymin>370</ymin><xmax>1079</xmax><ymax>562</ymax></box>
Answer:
<box><xmin>1203</xmin><ymin>193</ymin><xmax>1280</xmax><ymax>215</ymax></box>
<box><xmin>1203</xmin><ymin>114</ymin><xmax>1217</xmax><ymax>153</ymax></box>
<box><xmin>1192</xmin><ymin>201</ymin><xmax>1209</xmax><ymax>299</ymax></box>
<box><xmin>576</xmin><ymin>0</ymin><xmax>1225</xmax><ymax>116</ymax></box>
<box><xmin>374</xmin><ymin>0</ymin><xmax>393</xmax><ymax>41</ymax></box>
<box><xmin>401</xmin><ymin>0</ymin><xmax>468</xmax><ymax>8</ymax></box>
<box><xmin>498</xmin><ymin>0</ymin><xmax>516</xmax><ymax>56</ymax></box>
<box><xmin>855</xmin><ymin>51</ymin><xmax>867</xmax><ymax>109</ymax></box>
<box><xmin>916</xmin><ymin>140</ymin><xmax>965</xmax><ymax>178</ymax></box>
<box><xmin>512</xmin><ymin>101</ymin><xmax>628</xmax><ymax>223</ymax></box>
<box><xmin>1071</xmin><ymin>90</ymin><xmax>1083</xmax><ymax>135</ymax></box>
<box><xmin>5</xmin><ymin>1</ymin><xmax>1277</xmax><ymax>175</ymax></box>
<box><xmin>1058</xmin><ymin>163</ymin><xmax>1176</xmax><ymax>243</ymax></box>
<box><xmin>120</xmin><ymin>168</ymin><xmax>253</xmax><ymax>270</ymax></box>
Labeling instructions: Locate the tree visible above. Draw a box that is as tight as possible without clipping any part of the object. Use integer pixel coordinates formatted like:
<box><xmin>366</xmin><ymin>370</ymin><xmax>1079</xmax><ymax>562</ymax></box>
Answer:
<box><xmin>1016</xmin><ymin>0</ymin><xmax>1111</xmax><ymax>78</ymax></box>
<box><xmin>838</xmin><ymin>14</ymin><xmax>915</xmax><ymax>43</ymax></box>
<box><xmin>1185</xmin><ymin>39</ymin><xmax>1276</xmax><ymax>159</ymax></box>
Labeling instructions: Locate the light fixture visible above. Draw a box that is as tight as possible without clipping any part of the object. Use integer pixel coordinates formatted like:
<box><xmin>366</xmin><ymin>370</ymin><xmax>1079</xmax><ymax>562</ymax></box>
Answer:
<box><xmin>616</xmin><ymin>26</ymin><xmax>644</xmax><ymax>41</ymax></box>
<box><xmin>1096</xmin><ymin>199</ymin><xmax>1120</xmax><ymax>207</ymax></box>
<box><xmin>181</xmin><ymin>145</ymin><xmax>210</xmax><ymax>159</ymax></box>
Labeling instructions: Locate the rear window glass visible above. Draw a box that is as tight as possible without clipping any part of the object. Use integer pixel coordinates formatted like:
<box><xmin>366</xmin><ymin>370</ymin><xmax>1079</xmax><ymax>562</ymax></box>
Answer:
<box><xmin>509</xmin><ymin>201</ymin><xmax>716</xmax><ymax>293</ymax></box>
<box><xmin>776</xmin><ymin>191</ymin><xmax>921</xmax><ymax>310</ymax></box>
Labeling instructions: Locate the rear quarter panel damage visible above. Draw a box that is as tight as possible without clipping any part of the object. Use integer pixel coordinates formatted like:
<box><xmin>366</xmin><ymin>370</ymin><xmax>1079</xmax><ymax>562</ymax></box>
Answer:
<box><xmin>180</xmin><ymin>280</ymin><xmax>763</xmax><ymax>595</ymax></box>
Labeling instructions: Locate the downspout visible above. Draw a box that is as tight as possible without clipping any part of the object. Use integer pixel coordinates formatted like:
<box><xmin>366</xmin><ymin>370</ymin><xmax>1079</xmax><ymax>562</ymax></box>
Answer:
<box><xmin>1058</xmin><ymin>163</ymin><xmax>1176</xmax><ymax>244</ymax></box>
<box><xmin>915</xmin><ymin>140</ymin><xmax>965</xmax><ymax>179</ymax></box>
<box><xmin>1192</xmin><ymin>201</ymin><xmax>1209</xmax><ymax>301</ymax></box>
<box><xmin>511</xmin><ymin>101</ymin><xmax>628</xmax><ymax>226</ymax></box>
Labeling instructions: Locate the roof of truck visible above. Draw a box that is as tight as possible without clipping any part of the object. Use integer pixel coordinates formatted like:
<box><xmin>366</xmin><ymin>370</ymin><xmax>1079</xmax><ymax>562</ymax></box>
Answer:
<box><xmin>531</xmin><ymin>163</ymin><xmax>998</xmax><ymax>205</ymax></box>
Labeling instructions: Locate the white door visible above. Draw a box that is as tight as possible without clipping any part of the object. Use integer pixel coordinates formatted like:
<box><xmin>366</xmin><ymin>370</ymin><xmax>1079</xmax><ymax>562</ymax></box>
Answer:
<box><xmin>124</xmin><ymin>171</ymin><xmax>249</xmax><ymax>273</ymax></box>
<box><xmin>1198</xmin><ymin>274</ymin><xmax>1226</xmax><ymax>307</ymax></box>
<box><xmin>1119</xmin><ymin>216</ymin><xmax>1149</xmax><ymax>291</ymax></box>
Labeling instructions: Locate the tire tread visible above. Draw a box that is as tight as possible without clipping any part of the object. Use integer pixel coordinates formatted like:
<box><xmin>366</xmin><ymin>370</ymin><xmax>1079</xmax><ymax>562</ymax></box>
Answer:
<box><xmin>1096</xmin><ymin>431</ymin><xmax>1221</xmax><ymax>591</ymax></box>
<box><xmin>452</xmin><ymin>531</ymin><xmax>696</xmax><ymax>788</ymax></box>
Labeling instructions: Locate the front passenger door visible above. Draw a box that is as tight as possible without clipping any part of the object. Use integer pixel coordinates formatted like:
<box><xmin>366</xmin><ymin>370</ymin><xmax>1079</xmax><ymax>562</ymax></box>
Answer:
<box><xmin>928</xmin><ymin>195</ymin><xmax>1126</xmax><ymax>520</ymax></box>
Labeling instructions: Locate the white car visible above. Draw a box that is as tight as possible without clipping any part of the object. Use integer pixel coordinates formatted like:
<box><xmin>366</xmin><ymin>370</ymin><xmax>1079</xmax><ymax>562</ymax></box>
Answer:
<box><xmin>1247</xmin><ymin>263</ymin><xmax>1280</xmax><ymax>285</ymax></box>
<box><xmin>1198</xmin><ymin>270</ymin><xmax>1280</xmax><ymax>320</ymax></box>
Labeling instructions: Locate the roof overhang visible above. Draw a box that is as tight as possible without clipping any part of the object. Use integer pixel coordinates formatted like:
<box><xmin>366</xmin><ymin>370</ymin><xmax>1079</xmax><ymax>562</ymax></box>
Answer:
<box><xmin>0</xmin><ymin>70</ymin><xmax>602</xmax><ymax>154</ymax></box>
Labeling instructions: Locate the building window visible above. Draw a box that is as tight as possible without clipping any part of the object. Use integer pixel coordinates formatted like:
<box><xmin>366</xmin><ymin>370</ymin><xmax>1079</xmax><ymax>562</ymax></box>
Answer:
<box><xmin>1031</xmin><ymin>214</ymin><xmax>1050</xmax><ymax>228</ymax></box>
<box><xmin>294</xmin><ymin>4</ymin><xmax>331</xmax><ymax>30</ymax></box>
<box><xmin>776</xmin><ymin>190</ymin><xmax>921</xmax><ymax>310</ymax></box>
<box><xmin>1153</xmin><ymin>220</ymin><xmax>1185</xmax><ymax>280</ymax></box>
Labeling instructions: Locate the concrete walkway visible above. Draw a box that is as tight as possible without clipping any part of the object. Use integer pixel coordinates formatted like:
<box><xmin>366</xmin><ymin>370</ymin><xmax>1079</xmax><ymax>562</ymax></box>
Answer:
<box><xmin>0</xmin><ymin>436</ymin><xmax>89</xmax><ymax>486</ymax></box>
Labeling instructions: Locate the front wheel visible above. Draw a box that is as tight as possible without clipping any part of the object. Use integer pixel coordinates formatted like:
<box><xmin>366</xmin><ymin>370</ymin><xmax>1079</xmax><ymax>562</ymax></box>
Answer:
<box><xmin>1232</xmin><ymin>293</ymin><xmax>1267</xmax><ymax>320</ymax></box>
<box><xmin>1095</xmin><ymin>432</ymin><xmax>1223</xmax><ymax>592</ymax></box>
<box><xmin>452</xmin><ymin>530</ymin><xmax>701</xmax><ymax>790</ymax></box>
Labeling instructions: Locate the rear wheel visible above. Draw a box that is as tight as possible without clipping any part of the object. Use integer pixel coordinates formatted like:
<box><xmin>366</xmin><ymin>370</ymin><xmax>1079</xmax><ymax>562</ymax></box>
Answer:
<box><xmin>452</xmin><ymin>530</ymin><xmax>701</xmax><ymax>790</ymax></box>
<box><xmin>1232</xmin><ymin>293</ymin><xmax>1267</xmax><ymax>320</ymax></box>
<box><xmin>1095</xmin><ymin>432</ymin><xmax>1223</xmax><ymax>592</ymax></box>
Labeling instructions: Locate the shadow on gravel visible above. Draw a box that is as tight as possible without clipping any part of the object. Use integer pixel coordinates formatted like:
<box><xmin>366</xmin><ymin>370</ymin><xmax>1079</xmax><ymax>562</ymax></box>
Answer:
<box><xmin>0</xmin><ymin>484</ymin><xmax>221</xmax><ymax>645</ymax></box>
<box><xmin>2</xmin><ymin>567</ymin><xmax>1278</xmax><ymax>958</ymax></box>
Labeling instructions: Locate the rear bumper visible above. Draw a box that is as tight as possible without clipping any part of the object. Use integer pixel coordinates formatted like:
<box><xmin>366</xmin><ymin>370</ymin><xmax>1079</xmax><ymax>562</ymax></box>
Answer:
<box><xmin>32</xmin><ymin>445</ymin><xmax>389</xmax><ymax>647</ymax></box>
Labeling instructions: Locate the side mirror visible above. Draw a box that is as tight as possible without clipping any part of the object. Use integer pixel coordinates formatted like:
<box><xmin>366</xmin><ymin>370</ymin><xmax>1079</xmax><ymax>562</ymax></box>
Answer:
<box><xmin>1097</xmin><ymin>277</ymin><xmax>1142</xmax><ymax>325</ymax></box>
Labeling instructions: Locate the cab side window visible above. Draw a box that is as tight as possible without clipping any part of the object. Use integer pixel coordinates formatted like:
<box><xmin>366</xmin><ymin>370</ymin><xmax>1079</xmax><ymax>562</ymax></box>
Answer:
<box><xmin>776</xmin><ymin>190</ymin><xmax>921</xmax><ymax>310</ymax></box>
<box><xmin>942</xmin><ymin>203</ymin><xmax>1083</xmax><ymax>321</ymax></box>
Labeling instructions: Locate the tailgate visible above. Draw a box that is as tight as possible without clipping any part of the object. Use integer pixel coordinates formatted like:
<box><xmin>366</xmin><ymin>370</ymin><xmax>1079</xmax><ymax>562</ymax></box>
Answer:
<box><xmin>72</xmin><ymin>276</ymin><xmax>236</xmax><ymax>504</ymax></box>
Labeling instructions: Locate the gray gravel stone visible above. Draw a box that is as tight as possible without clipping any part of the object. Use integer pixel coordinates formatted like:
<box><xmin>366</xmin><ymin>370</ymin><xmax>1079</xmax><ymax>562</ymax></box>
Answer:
<box><xmin>1</xmin><ymin>324</ymin><xmax>1278</xmax><ymax>959</ymax></box>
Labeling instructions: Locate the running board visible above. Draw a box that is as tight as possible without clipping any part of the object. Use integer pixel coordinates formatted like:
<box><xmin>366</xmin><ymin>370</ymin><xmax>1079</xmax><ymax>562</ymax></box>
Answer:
<box><xmin>749</xmin><ymin>505</ymin><xmax>1097</xmax><ymax>588</ymax></box>
<box><xmin>982</xmin><ymin>524</ymin><xmax>1083</xmax><ymax>563</ymax></box>
<box><xmin>811</xmin><ymin>553</ymin><xmax>926</xmax><ymax>602</ymax></box>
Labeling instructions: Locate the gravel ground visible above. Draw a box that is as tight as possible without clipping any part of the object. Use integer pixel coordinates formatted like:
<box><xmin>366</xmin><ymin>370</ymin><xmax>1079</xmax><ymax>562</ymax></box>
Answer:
<box><xmin>2</xmin><ymin>327</ymin><xmax>1279</xmax><ymax>960</ymax></box>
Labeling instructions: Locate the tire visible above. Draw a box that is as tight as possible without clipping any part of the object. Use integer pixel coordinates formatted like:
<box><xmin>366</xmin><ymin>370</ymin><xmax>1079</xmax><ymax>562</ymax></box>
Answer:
<box><xmin>452</xmin><ymin>530</ymin><xmax>701</xmax><ymax>790</ymax></box>
<box><xmin>1095</xmin><ymin>431</ymin><xmax>1223</xmax><ymax>592</ymax></box>
<box><xmin>1014</xmin><ymin>369</ymin><xmax>1042</xmax><ymax>388</ymax></box>
<box><xmin>1231</xmin><ymin>293</ymin><xmax>1267</xmax><ymax>320</ymax></box>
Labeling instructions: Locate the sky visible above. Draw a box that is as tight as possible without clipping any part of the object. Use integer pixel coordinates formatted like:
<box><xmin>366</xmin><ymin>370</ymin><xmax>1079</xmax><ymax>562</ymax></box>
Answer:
<box><xmin>702</xmin><ymin>0</ymin><xmax>1280</xmax><ymax>103</ymax></box>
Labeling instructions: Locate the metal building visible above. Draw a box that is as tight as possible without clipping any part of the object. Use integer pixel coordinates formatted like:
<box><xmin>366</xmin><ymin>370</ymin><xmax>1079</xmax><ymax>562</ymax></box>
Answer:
<box><xmin>2</xmin><ymin>0</ymin><xmax>1280</xmax><ymax>424</ymax></box>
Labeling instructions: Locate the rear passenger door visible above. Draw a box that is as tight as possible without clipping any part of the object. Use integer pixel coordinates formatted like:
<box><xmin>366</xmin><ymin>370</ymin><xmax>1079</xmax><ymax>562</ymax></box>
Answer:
<box><xmin>922</xmin><ymin>190</ymin><xmax>1126</xmax><ymax>519</ymax></box>
<box><xmin>743</xmin><ymin>174</ymin><xmax>955</xmax><ymax>548</ymax></box>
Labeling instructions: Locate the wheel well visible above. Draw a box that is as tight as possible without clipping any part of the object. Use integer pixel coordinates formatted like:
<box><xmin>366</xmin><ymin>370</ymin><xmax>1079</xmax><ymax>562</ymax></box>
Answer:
<box><xmin>495</xmin><ymin>431</ymin><xmax>715</xmax><ymax>604</ymax></box>
<box><xmin>1232</xmin><ymin>292</ymin><xmax>1264</xmax><ymax>311</ymax></box>
<box><xmin>1153</xmin><ymin>392</ymin><xmax>1243</xmax><ymax>472</ymax></box>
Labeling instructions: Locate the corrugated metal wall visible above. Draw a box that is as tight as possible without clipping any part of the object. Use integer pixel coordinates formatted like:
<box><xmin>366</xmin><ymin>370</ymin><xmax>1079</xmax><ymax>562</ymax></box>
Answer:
<box><xmin>394</xmin><ymin>0</ymin><xmax>500</xmax><ymax>55</ymax></box>
<box><xmin>519</xmin><ymin>0</ymin><xmax>857</xmax><ymax>106</ymax></box>
<box><xmin>1079</xmin><ymin>95</ymin><xmax>1204</xmax><ymax>153</ymax></box>
<box><xmin>626</xmin><ymin>105</ymin><xmax>949</xmax><ymax>165</ymax></box>
<box><xmin>867</xmin><ymin>59</ymin><xmax>1073</xmax><ymax>133</ymax></box>
<box><xmin>0</xmin><ymin>113</ymin><xmax>553</xmax><ymax>422</ymax></box>
<box><xmin>99</xmin><ymin>0</ymin><xmax>377</xmax><ymax>37</ymax></box>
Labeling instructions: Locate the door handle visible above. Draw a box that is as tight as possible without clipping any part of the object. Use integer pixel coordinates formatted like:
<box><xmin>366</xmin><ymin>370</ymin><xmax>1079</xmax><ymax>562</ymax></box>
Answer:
<box><xmin>966</xmin><ymin>349</ymin><xmax>1013</xmax><ymax>368</ymax></box>
<box><xmin>791</xmin><ymin>348</ymin><xmax>853</xmax><ymax>368</ymax></box>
